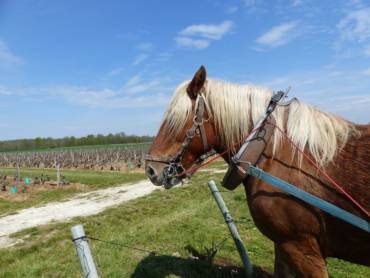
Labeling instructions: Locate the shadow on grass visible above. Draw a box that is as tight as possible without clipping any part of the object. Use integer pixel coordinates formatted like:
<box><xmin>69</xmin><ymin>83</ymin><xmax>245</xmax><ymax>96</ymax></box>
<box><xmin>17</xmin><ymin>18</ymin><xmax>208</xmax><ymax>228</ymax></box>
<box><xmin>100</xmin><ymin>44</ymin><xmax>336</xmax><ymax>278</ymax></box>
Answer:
<box><xmin>131</xmin><ymin>253</ymin><xmax>272</xmax><ymax>278</ymax></box>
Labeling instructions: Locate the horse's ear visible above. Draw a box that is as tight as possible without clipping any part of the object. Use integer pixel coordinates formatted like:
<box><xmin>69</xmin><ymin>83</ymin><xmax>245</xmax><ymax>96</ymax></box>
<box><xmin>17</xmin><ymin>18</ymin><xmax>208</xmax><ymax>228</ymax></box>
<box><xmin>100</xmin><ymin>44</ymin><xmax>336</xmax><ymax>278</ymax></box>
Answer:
<box><xmin>187</xmin><ymin>65</ymin><xmax>207</xmax><ymax>100</ymax></box>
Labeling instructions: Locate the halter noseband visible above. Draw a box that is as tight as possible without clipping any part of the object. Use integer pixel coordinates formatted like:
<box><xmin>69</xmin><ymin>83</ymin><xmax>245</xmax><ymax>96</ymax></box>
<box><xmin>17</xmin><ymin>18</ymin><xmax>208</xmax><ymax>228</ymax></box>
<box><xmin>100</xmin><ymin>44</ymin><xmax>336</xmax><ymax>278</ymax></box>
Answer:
<box><xmin>145</xmin><ymin>92</ymin><xmax>210</xmax><ymax>180</ymax></box>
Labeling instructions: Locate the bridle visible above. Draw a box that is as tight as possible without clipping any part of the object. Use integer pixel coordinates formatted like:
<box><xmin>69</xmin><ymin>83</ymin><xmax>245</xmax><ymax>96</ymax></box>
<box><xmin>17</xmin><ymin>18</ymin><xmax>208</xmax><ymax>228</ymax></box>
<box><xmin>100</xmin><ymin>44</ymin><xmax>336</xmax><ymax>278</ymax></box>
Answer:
<box><xmin>144</xmin><ymin>90</ymin><xmax>211</xmax><ymax>182</ymax></box>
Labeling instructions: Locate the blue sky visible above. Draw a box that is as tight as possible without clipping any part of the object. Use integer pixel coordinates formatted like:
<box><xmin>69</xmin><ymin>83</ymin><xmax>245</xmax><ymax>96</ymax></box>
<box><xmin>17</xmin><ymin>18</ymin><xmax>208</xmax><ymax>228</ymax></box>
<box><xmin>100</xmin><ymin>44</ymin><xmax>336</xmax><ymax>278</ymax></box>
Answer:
<box><xmin>0</xmin><ymin>0</ymin><xmax>370</xmax><ymax>140</ymax></box>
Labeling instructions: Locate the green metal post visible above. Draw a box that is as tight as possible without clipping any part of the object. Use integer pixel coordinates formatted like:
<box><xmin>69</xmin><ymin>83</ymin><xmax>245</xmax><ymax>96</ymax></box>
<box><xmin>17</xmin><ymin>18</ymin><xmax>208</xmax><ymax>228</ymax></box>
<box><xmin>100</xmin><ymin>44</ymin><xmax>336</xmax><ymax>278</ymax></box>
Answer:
<box><xmin>208</xmin><ymin>180</ymin><xmax>253</xmax><ymax>278</ymax></box>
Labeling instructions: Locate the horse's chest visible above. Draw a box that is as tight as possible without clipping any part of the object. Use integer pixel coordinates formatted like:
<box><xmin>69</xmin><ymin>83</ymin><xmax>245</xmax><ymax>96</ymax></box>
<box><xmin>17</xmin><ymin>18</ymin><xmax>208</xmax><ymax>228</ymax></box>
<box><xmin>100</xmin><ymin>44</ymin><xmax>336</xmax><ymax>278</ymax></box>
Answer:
<box><xmin>243</xmin><ymin>159</ymin><xmax>323</xmax><ymax>242</ymax></box>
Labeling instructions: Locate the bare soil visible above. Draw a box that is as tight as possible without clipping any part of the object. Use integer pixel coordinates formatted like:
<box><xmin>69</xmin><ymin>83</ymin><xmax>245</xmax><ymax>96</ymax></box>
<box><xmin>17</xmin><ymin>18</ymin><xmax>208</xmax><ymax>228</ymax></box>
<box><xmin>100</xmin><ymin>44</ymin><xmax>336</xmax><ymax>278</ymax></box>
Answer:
<box><xmin>0</xmin><ymin>177</ymin><xmax>86</xmax><ymax>202</ymax></box>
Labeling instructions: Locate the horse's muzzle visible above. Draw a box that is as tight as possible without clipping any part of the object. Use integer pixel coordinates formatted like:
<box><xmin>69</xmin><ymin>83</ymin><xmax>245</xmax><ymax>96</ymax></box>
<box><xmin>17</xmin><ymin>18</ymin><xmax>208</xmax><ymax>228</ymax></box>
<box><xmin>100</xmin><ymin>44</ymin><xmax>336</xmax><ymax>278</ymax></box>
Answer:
<box><xmin>145</xmin><ymin>165</ymin><xmax>162</xmax><ymax>186</ymax></box>
<box><xmin>145</xmin><ymin>165</ymin><xmax>182</xmax><ymax>189</ymax></box>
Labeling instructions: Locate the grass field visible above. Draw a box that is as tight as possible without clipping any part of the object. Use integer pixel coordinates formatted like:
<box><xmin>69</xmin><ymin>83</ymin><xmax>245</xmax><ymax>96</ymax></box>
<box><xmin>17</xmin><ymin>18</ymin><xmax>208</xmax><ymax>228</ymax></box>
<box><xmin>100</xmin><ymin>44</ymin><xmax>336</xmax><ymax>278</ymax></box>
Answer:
<box><xmin>0</xmin><ymin>167</ymin><xmax>145</xmax><ymax>216</ymax></box>
<box><xmin>0</xmin><ymin>167</ymin><xmax>368</xmax><ymax>277</ymax></box>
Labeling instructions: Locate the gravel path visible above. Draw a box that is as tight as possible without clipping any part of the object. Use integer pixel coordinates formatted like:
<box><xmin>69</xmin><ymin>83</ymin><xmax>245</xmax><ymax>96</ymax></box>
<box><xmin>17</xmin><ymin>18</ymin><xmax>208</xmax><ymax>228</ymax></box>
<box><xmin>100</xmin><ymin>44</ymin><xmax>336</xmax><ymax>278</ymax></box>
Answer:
<box><xmin>0</xmin><ymin>180</ymin><xmax>156</xmax><ymax>248</ymax></box>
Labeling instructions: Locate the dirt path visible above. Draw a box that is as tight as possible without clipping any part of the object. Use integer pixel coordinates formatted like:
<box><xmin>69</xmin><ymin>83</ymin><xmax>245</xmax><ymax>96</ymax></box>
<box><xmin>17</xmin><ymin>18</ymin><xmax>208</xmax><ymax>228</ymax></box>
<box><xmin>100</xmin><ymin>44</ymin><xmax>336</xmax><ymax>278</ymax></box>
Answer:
<box><xmin>0</xmin><ymin>180</ymin><xmax>156</xmax><ymax>248</ymax></box>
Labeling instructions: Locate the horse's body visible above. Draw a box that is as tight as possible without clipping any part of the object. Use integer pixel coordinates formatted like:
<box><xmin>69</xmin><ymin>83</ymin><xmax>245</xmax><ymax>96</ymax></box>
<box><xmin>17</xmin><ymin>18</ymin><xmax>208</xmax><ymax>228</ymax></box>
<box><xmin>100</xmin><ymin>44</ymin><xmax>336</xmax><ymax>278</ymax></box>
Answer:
<box><xmin>145</xmin><ymin>66</ymin><xmax>370</xmax><ymax>277</ymax></box>
<box><xmin>243</xmin><ymin>124</ymin><xmax>370</xmax><ymax>277</ymax></box>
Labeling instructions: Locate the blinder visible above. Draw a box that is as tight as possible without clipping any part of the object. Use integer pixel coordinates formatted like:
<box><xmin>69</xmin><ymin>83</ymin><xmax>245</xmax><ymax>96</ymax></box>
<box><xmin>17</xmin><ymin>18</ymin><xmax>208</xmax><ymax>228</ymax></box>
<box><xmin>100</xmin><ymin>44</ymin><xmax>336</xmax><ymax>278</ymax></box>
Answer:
<box><xmin>222</xmin><ymin>117</ymin><xmax>276</xmax><ymax>190</ymax></box>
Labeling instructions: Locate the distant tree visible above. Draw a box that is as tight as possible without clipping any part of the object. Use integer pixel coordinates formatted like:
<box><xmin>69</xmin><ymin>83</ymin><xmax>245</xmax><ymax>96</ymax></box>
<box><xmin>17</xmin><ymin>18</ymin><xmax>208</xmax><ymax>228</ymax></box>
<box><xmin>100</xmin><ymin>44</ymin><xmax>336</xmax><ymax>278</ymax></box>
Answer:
<box><xmin>0</xmin><ymin>132</ymin><xmax>154</xmax><ymax>152</ymax></box>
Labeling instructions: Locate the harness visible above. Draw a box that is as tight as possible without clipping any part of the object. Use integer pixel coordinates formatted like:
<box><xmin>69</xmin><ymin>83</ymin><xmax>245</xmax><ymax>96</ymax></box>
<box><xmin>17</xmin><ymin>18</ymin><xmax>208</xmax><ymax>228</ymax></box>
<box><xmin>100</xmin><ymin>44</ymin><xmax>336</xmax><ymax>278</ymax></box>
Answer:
<box><xmin>222</xmin><ymin>90</ymin><xmax>291</xmax><ymax>190</ymax></box>
<box><xmin>144</xmin><ymin>92</ymin><xmax>212</xmax><ymax>183</ymax></box>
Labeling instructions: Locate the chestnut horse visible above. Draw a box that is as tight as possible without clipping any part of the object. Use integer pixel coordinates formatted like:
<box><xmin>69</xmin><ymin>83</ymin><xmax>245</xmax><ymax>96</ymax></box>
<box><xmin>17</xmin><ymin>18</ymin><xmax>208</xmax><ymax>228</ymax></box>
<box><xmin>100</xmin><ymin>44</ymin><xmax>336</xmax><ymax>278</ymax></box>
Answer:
<box><xmin>145</xmin><ymin>66</ymin><xmax>370</xmax><ymax>277</ymax></box>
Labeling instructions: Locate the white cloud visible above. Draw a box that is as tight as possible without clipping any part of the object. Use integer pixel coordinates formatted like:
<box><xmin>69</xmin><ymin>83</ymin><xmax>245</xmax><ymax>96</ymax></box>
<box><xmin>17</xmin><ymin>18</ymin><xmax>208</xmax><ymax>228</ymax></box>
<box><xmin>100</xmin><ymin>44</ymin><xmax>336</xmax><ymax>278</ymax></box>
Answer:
<box><xmin>138</xmin><ymin>42</ymin><xmax>153</xmax><ymax>52</ymax></box>
<box><xmin>176</xmin><ymin>20</ymin><xmax>233</xmax><ymax>50</ymax></box>
<box><xmin>0</xmin><ymin>40</ymin><xmax>23</xmax><ymax>67</ymax></box>
<box><xmin>244</xmin><ymin>0</ymin><xmax>256</xmax><ymax>7</ymax></box>
<box><xmin>291</xmin><ymin>0</ymin><xmax>302</xmax><ymax>7</ymax></box>
<box><xmin>329</xmin><ymin>71</ymin><xmax>345</xmax><ymax>77</ymax></box>
<box><xmin>347</xmin><ymin>0</ymin><xmax>364</xmax><ymax>8</ymax></box>
<box><xmin>179</xmin><ymin>20</ymin><xmax>233</xmax><ymax>40</ymax></box>
<box><xmin>130</xmin><ymin>43</ymin><xmax>153</xmax><ymax>67</ymax></box>
<box><xmin>256</xmin><ymin>67</ymin><xmax>370</xmax><ymax>123</ymax></box>
<box><xmin>0</xmin><ymin>65</ymin><xmax>180</xmax><ymax>110</ymax></box>
<box><xmin>175</xmin><ymin>37</ymin><xmax>210</xmax><ymax>49</ymax></box>
<box><xmin>124</xmin><ymin>74</ymin><xmax>142</xmax><ymax>87</ymax></box>
<box><xmin>243</xmin><ymin>0</ymin><xmax>264</xmax><ymax>13</ymax></box>
<box><xmin>106</xmin><ymin>67</ymin><xmax>124</xmax><ymax>77</ymax></box>
<box><xmin>53</xmin><ymin>85</ymin><xmax>169</xmax><ymax>108</ymax></box>
<box><xmin>336</xmin><ymin>7</ymin><xmax>370</xmax><ymax>58</ymax></box>
<box><xmin>124</xmin><ymin>80</ymin><xmax>161</xmax><ymax>95</ymax></box>
<box><xmin>50</xmin><ymin>74</ymin><xmax>168</xmax><ymax>108</ymax></box>
<box><xmin>1</xmin><ymin>73</ymin><xmax>176</xmax><ymax>109</ymax></box>
<box><xmin>0</xmin><ymin>70</ymin><xmax>180</xmax><ymax>125</ymax></box>
<box><xmin>361</xmin><ymin>67</ymin><xmax>370</xmax><ymax>76</ymax></box>
<box><xmin>132</xmin><ymin>53</ymin><xmax>149</xmax><ymax>65</ymax></box>
<box><xmin>122</xmin><ymin>74</ymin><xmax>161</xmax><ymax>95</ymax></box>
<box><xmin>0</xmin><ymin>85</ymin><xmax>12</xmax><ymax>95</ymax></box>
<box><xmin>363</xmin><ymin>44</ymin><xmax>370</xmax><ymax>56</ymax></box>
<box><xmin>256</xmin><ymin>21</ymin><xmax>299</xmax><ymax>47</ymax></box>
<box><xmin>58</xmin><ymin>87</ymin><xmax>117</xmax><ymax>107</ymax></box>
<box><xmin>226</xmin><ymin>6</ymin><xmax>238</xmax><ymax>14</ymax></box>
<box><xmin>244</xmin><ymin>0</ymin><xmax>259</xmax><ymax>9</ymax></box>
<box><xmin>337</xmin><ymin>8</ymin><xmax>370</xmax><ymax>42</ymax></box>
<box><xmin>156</xmin><ymin>52</ymin><xmax>172</xmax><ymax>62</ymax></box>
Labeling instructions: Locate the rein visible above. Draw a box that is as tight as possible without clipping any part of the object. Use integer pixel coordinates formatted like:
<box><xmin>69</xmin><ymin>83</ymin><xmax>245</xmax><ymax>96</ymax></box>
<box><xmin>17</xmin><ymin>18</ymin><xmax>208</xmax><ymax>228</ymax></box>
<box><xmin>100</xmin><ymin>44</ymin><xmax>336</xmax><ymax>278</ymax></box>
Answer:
<box><xmin>144</xmin><ymin>92</ymin><xmax>211</xmax><ymax>181</ymax></box>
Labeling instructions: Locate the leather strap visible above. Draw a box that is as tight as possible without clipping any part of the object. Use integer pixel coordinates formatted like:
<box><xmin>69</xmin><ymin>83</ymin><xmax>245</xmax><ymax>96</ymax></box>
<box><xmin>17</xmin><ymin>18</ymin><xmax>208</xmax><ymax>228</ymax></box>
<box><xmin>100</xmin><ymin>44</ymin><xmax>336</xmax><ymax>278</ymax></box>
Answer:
<box><xmin>222</xmin><ymin>117</ymin><xmax>276</xmax><ymax>190</ymax></box>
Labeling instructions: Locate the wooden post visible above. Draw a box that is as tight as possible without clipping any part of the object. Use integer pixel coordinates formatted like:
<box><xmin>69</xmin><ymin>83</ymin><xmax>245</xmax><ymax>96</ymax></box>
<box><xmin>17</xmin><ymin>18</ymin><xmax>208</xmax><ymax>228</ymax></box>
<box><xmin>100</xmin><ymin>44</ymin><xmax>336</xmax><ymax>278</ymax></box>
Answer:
<box><xmin>56</xmin><ymin>164</ymin><xmax>60</xmax><ymax>186</ymax></box>
<box><xmin>127</xmin><ymin>159</ymin><xmax>131</xmax><ymax>172</ymax></box>
<box><xmin>71</xmin><ymin>224</ymin><xmax>99</xmax><ymax>278</ymax></box>
<box><xmin>208</xmin><ymin>180</ymin><xmax>253</xmax><ymax>278</ymax></box>
<box><xmin>16</xmin><ymin>164</ymin><xmax>20</xmax><ymax>188</ymax></box>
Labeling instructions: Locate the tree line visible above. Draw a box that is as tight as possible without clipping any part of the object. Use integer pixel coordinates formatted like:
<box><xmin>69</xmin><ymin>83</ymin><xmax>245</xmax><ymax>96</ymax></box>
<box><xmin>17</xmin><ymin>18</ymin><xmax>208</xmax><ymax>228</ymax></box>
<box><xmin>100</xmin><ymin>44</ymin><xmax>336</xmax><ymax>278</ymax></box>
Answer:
<box><xmin>0</xmin><ymin>132</ymin><xmax>154</xmax><ymax>152</ymax></box>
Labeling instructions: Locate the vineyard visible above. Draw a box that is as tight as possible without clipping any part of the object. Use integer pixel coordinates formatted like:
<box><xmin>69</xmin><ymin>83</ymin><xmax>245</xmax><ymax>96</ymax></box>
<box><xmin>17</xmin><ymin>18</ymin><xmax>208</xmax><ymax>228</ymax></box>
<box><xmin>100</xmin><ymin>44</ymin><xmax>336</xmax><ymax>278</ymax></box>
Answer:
<box><xmin>0</xmin><ymin>142</ymin><xmax>151</xmax><ymax>171</ymax></box>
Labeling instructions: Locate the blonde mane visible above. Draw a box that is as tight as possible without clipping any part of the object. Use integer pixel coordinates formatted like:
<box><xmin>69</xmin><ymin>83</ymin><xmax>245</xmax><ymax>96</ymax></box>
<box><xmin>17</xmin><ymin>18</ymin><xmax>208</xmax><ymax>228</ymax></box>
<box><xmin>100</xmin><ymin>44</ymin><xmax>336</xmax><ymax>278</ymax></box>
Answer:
<box><xmin>164</xmin><ymin>79</ymin><xmax>357</xmax><ymax>166</ymax></box>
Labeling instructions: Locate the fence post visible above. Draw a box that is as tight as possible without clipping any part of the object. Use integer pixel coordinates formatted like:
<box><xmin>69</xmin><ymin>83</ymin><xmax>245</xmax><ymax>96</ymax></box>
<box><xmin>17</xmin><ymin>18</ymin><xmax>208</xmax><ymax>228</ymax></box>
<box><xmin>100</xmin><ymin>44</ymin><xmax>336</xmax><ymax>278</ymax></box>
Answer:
<box><xmin>16</xmin><ymin>164</ymin><xmax>20</xmax><ymax>187</ymax></box>
<box><xmin>56</xmin><ymin>164</ymin><xmax>60</xmax><ymax>186</ymax></box>
<box><xmin>208</xmin><ymin>180</ymin><xmax>253</xmax><ymax>278</ymax></box>
<box><xmin>57</xmin><ymin>163</ymin><xmax>60</xmax><ymax>186</ymax></box>
<box><xmin>71</xmin><ymin>224</ymin><xmax>99</xmax><ymax>278</ymax></box>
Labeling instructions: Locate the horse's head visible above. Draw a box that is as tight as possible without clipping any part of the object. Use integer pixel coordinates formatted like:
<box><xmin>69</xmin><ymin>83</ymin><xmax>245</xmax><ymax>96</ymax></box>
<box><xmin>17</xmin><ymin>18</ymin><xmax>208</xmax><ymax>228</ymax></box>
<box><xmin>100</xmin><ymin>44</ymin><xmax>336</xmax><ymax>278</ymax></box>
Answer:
<box><xmin>145</xmin><ymin>66</ymin><xmax>219</xmax><ymax>189</ymax></box>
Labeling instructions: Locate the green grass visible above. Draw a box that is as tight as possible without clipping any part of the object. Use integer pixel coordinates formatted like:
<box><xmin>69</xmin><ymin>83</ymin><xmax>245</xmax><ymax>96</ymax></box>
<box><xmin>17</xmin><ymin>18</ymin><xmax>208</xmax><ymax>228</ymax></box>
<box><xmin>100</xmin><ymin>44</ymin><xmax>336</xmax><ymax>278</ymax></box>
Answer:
<box><xmin>0</xmin><ymin>168</ymin><xmax>145</xmax><ymax>216</ymax></box>
<box><xmin>0</xmin><ymin>169</ymin><xmax>368</xmax><ymax>277</ymax></box>
<box><xmin>205</xmin><ymin>159</ymin><xmax>228</xmax><ymax>169</ymax></box>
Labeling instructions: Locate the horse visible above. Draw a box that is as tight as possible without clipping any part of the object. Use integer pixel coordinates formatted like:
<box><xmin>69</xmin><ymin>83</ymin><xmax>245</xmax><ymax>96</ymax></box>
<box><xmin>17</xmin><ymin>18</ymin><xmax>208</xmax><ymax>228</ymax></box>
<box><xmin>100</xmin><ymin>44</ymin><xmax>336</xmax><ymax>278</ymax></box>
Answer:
<box><xmin>145</xmin><ymin>66</ymin><xmax>370</xmax><ymax>277</ymax></box>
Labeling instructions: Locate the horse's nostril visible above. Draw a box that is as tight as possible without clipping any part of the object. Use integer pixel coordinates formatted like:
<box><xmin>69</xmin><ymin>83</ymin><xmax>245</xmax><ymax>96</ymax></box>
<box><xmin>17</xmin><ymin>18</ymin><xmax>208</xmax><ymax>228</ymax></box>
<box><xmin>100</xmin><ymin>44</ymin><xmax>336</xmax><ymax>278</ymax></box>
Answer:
<box><xmin>146</xmin><ymin>166</ymin><xmax>157</xmax><ymax>179</ymax></box>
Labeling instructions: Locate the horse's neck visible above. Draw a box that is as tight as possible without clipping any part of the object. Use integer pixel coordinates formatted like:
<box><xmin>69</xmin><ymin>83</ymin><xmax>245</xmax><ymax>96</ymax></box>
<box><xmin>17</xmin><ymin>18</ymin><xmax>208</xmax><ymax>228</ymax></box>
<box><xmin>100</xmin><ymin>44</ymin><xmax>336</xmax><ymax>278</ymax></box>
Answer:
<box><xmin>257</xmin><ymin>126</ymin><xmax>370</xmax><ymax>214</ymax></box>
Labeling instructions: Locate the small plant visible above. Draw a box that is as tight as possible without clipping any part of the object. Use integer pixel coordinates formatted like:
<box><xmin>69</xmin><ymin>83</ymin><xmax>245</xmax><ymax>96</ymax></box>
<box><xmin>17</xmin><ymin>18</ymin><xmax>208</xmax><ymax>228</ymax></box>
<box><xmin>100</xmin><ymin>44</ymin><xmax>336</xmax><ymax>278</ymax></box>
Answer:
<box><xmin>185</xmin><ymin>241</ymin><xmax>219</xmax><ymax>264</ymax></box>
<box><xmin>60</xmin><ymin>175</ymin><xmax>70</xmax><ymax>185</ymax></box>
<box><xmin>0</xmin><ymin>180</ymin><xmax>9</xmax><ymax>191</ymax></box>
<box><xmin>33</xmin><ymin>176</ymin><xmax>41</xmax><ymax>185</ymax></box>
<box><xmin>40</xmin><ymin>174</ymin><xmax>50</xmax><ymax>184</ymax></box>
